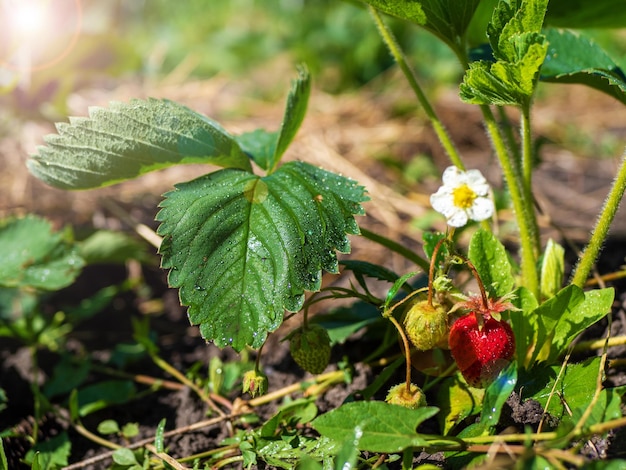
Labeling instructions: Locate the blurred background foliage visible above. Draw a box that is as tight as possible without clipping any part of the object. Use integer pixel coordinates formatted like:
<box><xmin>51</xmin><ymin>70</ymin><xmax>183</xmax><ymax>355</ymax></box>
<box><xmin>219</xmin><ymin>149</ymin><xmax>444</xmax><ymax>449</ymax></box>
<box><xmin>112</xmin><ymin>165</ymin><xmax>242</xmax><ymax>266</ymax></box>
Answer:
<box><xmin>0</xmin><ymin>0</ymin><xmax>625</xmax><ymax>119</ymax></box>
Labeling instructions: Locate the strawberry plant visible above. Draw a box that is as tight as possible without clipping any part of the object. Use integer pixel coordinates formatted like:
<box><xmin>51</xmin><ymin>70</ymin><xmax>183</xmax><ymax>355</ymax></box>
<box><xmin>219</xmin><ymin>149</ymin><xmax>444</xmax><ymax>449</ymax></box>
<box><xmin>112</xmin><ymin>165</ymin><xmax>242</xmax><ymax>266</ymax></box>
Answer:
<box><xmin>9</xmin><ymin>0</ymin><xmax>626</xmax><ymax>467</ymax></box>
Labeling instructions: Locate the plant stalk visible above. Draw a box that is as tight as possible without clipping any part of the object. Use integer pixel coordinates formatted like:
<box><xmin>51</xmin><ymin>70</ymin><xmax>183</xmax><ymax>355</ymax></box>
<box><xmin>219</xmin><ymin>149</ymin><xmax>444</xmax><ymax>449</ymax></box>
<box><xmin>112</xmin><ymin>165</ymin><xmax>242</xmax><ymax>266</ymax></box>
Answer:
<box><xmin>368</xmin><ymin>6</ymin><xmax>465</xmax><ymax>171</ymax></box>
<box><xmin>571</xmin><ymin>149</ymin><xmax>626</xmax><ymax>287</ymax></box>
<box><xmin>521</xmin><ymin>103</ymin><xmax>541</xmax><ymax>251</ymax></box>
<box><xmin>481</xmin><ymin>105</ymin><xmax>539</xmax><ymax>298</ymax></box>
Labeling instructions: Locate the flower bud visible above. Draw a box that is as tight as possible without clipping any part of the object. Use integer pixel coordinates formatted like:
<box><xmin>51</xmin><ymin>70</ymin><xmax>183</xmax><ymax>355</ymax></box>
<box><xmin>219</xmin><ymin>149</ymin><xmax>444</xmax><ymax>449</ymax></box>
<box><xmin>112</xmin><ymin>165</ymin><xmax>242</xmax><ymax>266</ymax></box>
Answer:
<box><xmin>242</xmin><ymin>369</ymin><xmax>268</xmax><ymax>397</ymax></box>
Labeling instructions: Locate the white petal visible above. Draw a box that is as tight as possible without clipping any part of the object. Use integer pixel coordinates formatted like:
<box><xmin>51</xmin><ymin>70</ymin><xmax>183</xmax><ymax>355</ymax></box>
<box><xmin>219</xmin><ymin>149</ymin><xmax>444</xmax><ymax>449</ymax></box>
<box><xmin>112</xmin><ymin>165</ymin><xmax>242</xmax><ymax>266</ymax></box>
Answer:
<box><xmin>430</xmin><ymin>190</ymin><xmax>454</xmax><ymax>215</ymax></box>
<box><xmin>468</xmin><ymin>197</ymin><xmax>494</xmax><ymax>221</ymax></box>
<box><xmin>446</xmin><ymin>209</ymin><xmax>469</xmax><ymax>227</ymax></box>
<box><xmin>464</xmin><ymin>169</ymin><xmax>487</xmax><ymax>186</ymax></box>
<box><xmin>465</xmin><ymin>170</ymin><xmax>490</xmax><ymax>196</ymax></box>
<box><xmin>441</xmin><ymin>166</ymin><xmax>463</xmax><ymax>186</ymax></box>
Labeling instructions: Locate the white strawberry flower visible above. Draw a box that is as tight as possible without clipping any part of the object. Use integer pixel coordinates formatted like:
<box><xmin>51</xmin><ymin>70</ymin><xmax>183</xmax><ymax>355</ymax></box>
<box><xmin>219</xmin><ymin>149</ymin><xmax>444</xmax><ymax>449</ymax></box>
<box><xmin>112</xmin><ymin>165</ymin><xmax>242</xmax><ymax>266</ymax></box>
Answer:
<box><xmin>430</xmin><ymin>166</ymin><xmax>494</xmax><ymax>227</ymax></box>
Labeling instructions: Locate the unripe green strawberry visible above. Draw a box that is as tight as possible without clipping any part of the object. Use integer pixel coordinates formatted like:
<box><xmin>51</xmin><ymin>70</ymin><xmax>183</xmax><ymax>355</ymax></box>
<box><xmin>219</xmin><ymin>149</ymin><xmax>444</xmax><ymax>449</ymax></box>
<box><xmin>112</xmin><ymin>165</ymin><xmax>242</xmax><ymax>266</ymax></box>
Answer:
<box><xmin>287</xmin><ymin>324</ymin><xmax>331</xmax><ymax>374</ymax></box>
<box><xmin>385</xmin><ymin>383</ymin><xmax>427</xmax><ymax>409</ymax></box>
<box><xmin>449</xmin><ymin>312</ymin><xmax>515</xmax><ymax>388</ymax></box>
<box><xmin>242</xmin><ymin>369</ymin><xmax>268</xmax><ymax>397</ymax></box>
<box><xmin>403</xmin><ymin>299</ymin><xmax>449</xmax><ymax>351</ymax></box>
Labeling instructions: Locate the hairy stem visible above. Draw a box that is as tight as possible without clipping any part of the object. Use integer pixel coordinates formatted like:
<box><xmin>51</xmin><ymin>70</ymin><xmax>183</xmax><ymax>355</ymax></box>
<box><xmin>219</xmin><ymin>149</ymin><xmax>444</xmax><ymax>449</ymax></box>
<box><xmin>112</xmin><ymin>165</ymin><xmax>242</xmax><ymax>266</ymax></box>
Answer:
<box><xmin>481</xmin><ymin>105</ymin><xmax>539</xmax><ymax>298</ymax></box>
<box><xmin>521</xmin><ymin>103</ymin><xmax>541</xmax><ymax>251</ymax></box>
<box><xmin>368</xmin><ymin>6</ymin><xmax>465</xmax><ymax>170</ymax></box>
<box><xmin>571</xmin><ymin>149</ymin><xmax>626</xmax><ymax>287</ymax></box>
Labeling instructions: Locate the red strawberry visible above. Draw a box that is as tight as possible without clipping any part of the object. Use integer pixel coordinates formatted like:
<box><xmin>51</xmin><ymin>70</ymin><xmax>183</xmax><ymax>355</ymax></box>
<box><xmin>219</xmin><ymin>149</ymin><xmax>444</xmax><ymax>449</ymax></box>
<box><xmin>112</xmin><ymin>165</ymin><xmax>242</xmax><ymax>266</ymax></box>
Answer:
<box><xmin>449</xmin><ymin>312</ymin><xmax>515</xmax><ymax>388</ymax></box>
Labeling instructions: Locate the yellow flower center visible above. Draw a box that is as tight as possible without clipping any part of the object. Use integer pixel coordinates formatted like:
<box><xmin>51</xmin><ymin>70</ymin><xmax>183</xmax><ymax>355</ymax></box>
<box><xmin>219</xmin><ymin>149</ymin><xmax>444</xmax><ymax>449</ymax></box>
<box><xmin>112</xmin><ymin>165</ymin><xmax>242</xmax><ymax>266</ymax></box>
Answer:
<box><xmin>452</xmin><ymin>184</ymin><xmax>477</xmax><ymax>209</ymax></box>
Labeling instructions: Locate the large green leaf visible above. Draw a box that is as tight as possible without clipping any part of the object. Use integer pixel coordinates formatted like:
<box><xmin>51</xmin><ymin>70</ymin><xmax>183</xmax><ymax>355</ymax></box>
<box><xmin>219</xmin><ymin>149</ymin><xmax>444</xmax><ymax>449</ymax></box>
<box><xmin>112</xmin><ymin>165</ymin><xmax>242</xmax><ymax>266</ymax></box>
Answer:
<box><xmin>488</xmin><ymin>0</ymin><xmax>548</xmax><ymax>61</ymax></box>
<box><xmin>0</xmin><ymin>216</ymin><xmax>84</xmax><ymax>290</ymax></box>
<box><xmin>468</xmin><ymin>229</ymin><xmax>515</xmax><ymax>298</ymax></box>
<box><xmin>156</xmin><ymin>161</ymin><xmax>367</xmax><ymax>350</ymax></box>
<box><xmin>544</xmin><ymin>0</ymin><xmax>626</xmax><ymax>28</ymax></box>
<box><xmin>28</xmin><ymin>98</ymin><xmax>252</xmax><ymax>189</ymax></box>
<box><xmin>461</xmin><ymin>0</ymin><xmax>548</xmax><ymax>106</ymax></box>
<box><xmin>522</xmin><ymin>358</ymin><xmax>624</xmax><ymax>425</ymax></box>
<box><xmin>362</xmin><ymin>0</ymin><xmax>481</xmax><ymax>45</ymax></box>
<box><xmin>540</xmin><ymin>28</ymin><xmax>626</xmax><ymax>106</ymax></box>
<box><xmin>529</xmin><ymin>285</ymin><xmax>614</xmax><ymax>364</ymax></box>
<box><xmin>311</xmin><ymin>401</ymin><xmax>439</xmax><ymax>453</ymax></box>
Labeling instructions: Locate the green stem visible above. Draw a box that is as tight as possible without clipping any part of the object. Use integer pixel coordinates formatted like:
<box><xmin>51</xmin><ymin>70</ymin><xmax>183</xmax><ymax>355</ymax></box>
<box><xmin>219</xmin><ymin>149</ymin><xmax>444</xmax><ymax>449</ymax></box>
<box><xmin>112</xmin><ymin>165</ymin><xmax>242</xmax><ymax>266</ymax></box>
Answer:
<box><xmin>29</xmin><ymin>346</ymin><xmax>41</xmax><ymax>444</ymax></box>
<box><xmin>571</xmin><ymin>150</ymin><xmax>626</xmax><ymax>287</ymax></box>
<box><xmin>497</xmin><ymin>106</ymin><xmax>521</xmax><ymax>166</ymax></box>
<box><xmin>481</xmin><ymin>105</ymin><xmax>539</xmax><ymax>298</ymax></box>
<box><xmin>359</xmin><ymin>227</ymin><xmax>429</xmax><ymax>272</ymax></box>
<box><xmin>521</xmin><ymin>103</ymin><xmax>541</xmax><ymax>251</ymax></box>
<box><xmin>368</xmin><ymin>6</ymin><xmax>465</xmax><ymax>170</ymax></box>
<box><xmin>521</xmin><ymin>104</ymin><xmax>533</xmax><ymax>201</ymax></box>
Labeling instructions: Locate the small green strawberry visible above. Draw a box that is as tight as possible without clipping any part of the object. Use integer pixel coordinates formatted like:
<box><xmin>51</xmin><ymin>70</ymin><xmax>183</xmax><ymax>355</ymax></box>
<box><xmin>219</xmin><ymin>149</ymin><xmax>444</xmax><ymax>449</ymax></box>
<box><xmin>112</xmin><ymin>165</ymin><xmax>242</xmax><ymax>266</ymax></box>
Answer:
<box><xmin>242</xmin><ymin>369</ymin><xmax>268</xmax><ymax>397</ymax></box>
<box><xmin>287</xmin><ymin>324</ymin><xmax>331</xmax><ymax>374</ymax></box>
<box><xmin>403</xmin><ymin>299</ymin><xmax>449</xmax><ymax>351</ymax></box>
<box><xmin>385</xmin><ymin>383</ymin><xmax>427</xmax><ymax>409</ymax></box>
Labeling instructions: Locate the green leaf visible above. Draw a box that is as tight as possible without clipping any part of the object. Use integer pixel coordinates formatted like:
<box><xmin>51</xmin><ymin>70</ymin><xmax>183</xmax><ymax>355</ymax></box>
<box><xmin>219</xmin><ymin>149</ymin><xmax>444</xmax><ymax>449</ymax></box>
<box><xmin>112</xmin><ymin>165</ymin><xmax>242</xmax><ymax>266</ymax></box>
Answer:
<box><xmin>540</xmin><ymin>29</ymin><xmax>626</xmax><ymax>105</ymax></box>
<box><xmin>477</xmin><ymin>362</ymin><xmax>517</xmax><ymax>430</ymax></box>
<box><xmin>530</xmin><ymin>285</ymin><xmax>614</xmax><ymax>364</ymax></box>
<box><xmin>156</xmin><ymin>161</ymin><xmax>367</xmax><ymax>350</ymax></box>
<box><xmin>25</xmin><ymin>433</ymin><xmax>71</xmax><ymax>470</ymax></box>
<box><xmin>544</xmin><ymin>0</ymin><xmax>626</xmax><ymax>28</ymax></box>
<box><xmin>77</xmin><ymin>380</ymin><xmax>137</xmax><ymax>416</ymax></box>
<box><xmin>461</xmin><ymin>0</ymin><xmax>548</xmax><ymax>106</ymax></box>
<box><xmin>78</xmin><ymin>230</ymin><xmax>148</xmax><ymax>264</ymax></box>
<box><xmin>311</xmin><ymin>402</ymin><xmax>439</xmax><ymax>453</ymax></box>
<box><xmin>97</xmin><ymin>419</ymin><xmax>120</xmax><ymax>435</ymax></box>
<box><xmin>28</xmin><ymin>98</ymin><xmax>252</xmax><ymax>189</ymax></box>
<box><xmin>460</xmin><ymin>36</ymin><xmax>547</xmax><ymax>105</ymax></box>
<box><xmin>488</xmin><ymin>0</ymin><xmax>548</xmax><ymax>61</ymax></box>
<box><xmin>0</xmin><ymin>216</ymin><xmax>84</xmax><ymax>290</ymax></box>
<box><xmin>112</xmin><ymin>448</ymin><xmax>139</xmax><ymax>466</ymax></box>
<box><xmin>261</xmin><ymin>399</ymin><xmax>318</xmax><ymax>438</ymax></box>
<box><xmin>539</xmin><ymin>238</ymin><xmax>564</xmax><ymax>299</ymax></box>
<box><xmin>363</xmin><ymin>0</ymin><xmax>482</xmax><ymax>47</ymax></box>
<box><xmin>509</xmin><ymin>286</ymin><xmax>538</xmax><ymax>367</ymax></box>
<box><xmin>339</xmin><ymin>260</ymin><xmax>401</xmax><ymax>285</ymax></box>
<box><xmin>523</xmin><ymin>358</ymin><xmax>623</xmax><ymax>425</ymax></box>
<box><xmin>0</xmin><ymin>438</ymin><xmax>8</xmax><ymax>470</ymax></box>
<box><xmin>234</xmin><ymin>66</ymin><xmax>310</xmax><ymax>172</ymax></box>
<box><xmin>155</xmin><ymin>418</ymin><xmax>166</xmax><ymax>453</ymax></box>
<box><xmin>384</xmin><ymin>271</ymin><xmax>421</xmax><ymax>310</ymax></box>
<box><xmin>436</xmin><ymin>377</ymin><xmax>484</xmax><ymax>433</ymax></box>
<box><xmin>468</xmin><ymin>229</ymin><xmax>514</xmax><ymax>298</ymax></box>
<box><xmin>313</xmin><ymin>302</ymin><xmax>383</xmax><ymax>345</ymax></box>
<box><xmin>43</xmin><ymin>354</ymin><xmax>91</xmax><ymax>398</ymax></box>
<box><xmin>333</xmin><ymin>429</ymin><xmax>361</xmax><ymax>470</ymax></box>
<box><xmin>235</xmin><ymin>129</ymin><xmax>278</xmax><ymax>171</ymax></box>
<box><xmin>271</xmin><ymin>65</ymin><xmax>311</xmax><ymax>172</ymax></box>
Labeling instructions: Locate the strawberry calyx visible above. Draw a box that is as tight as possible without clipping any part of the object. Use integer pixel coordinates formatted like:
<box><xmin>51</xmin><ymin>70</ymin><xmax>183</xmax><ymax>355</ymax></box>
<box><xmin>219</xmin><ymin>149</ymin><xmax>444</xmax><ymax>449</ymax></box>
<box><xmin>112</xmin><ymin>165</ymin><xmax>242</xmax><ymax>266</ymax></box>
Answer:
<box><xmin>457</xmin><ymin>292</ymin><xmax>517</xmax><ymax>325</ymax></box>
